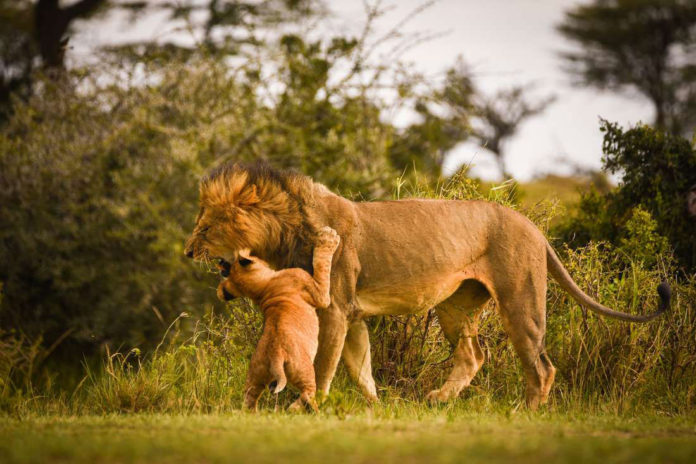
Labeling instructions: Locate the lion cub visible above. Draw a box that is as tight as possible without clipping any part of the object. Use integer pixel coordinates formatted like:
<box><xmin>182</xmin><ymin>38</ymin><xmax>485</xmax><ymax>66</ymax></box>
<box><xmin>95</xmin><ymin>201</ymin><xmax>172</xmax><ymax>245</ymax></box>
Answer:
<box><xmin>216</xmin><ymin>226</ymin><xmax>340</xmax><ymax>412</ymax></box>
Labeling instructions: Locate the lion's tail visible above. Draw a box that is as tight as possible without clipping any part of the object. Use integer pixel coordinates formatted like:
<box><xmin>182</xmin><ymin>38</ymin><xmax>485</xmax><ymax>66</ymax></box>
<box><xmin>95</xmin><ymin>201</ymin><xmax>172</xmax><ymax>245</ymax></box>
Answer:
<box><xmin>546</xmin><ymin>242</ymin><xmax>670</xmax><ymax>322</ymax></box>
<box><xmin>268</xmin><ymin>355</ymin><xmax>287</xmax><ymax>394</ymax></box>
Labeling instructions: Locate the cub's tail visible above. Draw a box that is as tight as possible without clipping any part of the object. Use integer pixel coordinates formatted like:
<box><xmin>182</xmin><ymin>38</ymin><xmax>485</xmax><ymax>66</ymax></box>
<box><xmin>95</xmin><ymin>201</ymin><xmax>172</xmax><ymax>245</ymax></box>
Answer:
<box><xmin>546</xmin><ymin>243</ymin><xmax>670</xmax><ymax>322</ymax></box>
<box><xmin>268</xmin><ymin>356</ymin><xmax>287</xmax><ymax>394</ymax></box>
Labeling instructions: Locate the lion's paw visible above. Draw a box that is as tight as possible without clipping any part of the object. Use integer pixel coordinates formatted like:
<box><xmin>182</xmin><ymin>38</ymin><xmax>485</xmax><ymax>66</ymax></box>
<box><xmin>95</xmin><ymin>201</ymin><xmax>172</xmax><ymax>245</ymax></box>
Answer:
<box><xmin>316</xmin><ymin>226</ymin><xmax>340</xmax><ymax>251</ymax></box>
<box><xmin>425</xmin><ymin>388</ymin><xmax>456</xmax><ymax>404</ymax></box>
<box><xmin>287</xmin><ymin>398</ymin><xmax>304</xmax><ymax>413</ymax></box>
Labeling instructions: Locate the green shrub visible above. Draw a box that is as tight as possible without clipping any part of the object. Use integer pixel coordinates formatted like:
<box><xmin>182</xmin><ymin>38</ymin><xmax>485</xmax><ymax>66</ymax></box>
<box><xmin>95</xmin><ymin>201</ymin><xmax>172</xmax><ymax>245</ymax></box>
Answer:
<box><xmin>555</xmin><ymin>120</ymin><xmax>696</xmax><ymax>272</ymax></box>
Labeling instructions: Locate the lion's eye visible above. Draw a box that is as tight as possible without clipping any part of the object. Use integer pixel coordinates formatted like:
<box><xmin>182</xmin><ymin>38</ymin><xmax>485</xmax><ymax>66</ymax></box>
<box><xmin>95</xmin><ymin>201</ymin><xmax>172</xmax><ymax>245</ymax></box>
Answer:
<box><xmin>238</xmin><ymin>257</ymin><xmax>252</xmax><ymax>267</ymax></box>
<box><xmin>199</xmin><ymin>226</ymin><xmax>210</xmax><ymax>234</ymax></box>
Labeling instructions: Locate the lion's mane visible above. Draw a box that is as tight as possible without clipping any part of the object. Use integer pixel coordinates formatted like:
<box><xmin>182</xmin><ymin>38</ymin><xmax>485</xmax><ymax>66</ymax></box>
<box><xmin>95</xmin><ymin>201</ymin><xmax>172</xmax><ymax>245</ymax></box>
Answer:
<box><xmin>196</xmin><ymin>161</ymin><xmax>318</xmax><ymax>269</ymax></box>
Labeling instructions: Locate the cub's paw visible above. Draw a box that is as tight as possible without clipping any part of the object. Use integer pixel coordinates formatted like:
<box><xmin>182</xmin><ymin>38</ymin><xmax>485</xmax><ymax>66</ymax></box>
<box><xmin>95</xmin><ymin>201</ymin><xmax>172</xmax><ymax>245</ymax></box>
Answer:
<box><xmin>316</xmin><ymin>226</ymin><xmax>340</xmax><ymax>251</ymax></box>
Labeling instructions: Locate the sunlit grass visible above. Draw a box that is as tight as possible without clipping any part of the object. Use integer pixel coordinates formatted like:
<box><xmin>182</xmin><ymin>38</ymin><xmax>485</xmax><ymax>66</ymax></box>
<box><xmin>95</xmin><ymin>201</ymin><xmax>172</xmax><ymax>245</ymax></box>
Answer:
<box><xmin>2</xmin><ymin>410</ymin><xmax>695</xmax><ymax>463</ymax></box>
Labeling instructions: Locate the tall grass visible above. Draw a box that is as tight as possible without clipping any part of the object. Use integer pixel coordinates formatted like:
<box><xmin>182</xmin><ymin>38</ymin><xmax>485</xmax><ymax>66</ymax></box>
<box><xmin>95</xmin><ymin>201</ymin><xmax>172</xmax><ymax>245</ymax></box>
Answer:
<box><xmin>1</xmin><ymin>172</ymin><xmax>694</xmax><ymax>416</ymax></box>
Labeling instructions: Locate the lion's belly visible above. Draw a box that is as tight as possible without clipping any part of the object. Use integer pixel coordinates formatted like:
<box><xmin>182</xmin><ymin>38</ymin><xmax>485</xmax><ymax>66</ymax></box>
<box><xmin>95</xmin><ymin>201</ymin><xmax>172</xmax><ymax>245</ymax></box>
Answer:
<box><xmin>355</xmin><ymin>273</ymin><xmax>466</xmax><ymax>315</ymax></box>
<box><xmin>350</xmin><ymin>199</ymin><xmax>498</xmax><ymax>315</ymax></box>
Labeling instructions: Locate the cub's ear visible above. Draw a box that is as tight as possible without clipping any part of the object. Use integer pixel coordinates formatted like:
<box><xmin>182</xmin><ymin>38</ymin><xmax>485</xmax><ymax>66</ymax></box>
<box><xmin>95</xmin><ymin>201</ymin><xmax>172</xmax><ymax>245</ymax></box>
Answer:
<box><xmin>237</xmin><ymin>248</ymin><xmax>254</xmax><ymax>267</ymax></box>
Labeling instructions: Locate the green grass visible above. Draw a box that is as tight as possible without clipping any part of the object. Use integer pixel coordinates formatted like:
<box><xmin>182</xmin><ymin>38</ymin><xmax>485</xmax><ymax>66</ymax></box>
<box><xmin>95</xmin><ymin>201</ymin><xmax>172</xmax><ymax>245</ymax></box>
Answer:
<box><xmin>2</xmin><ymin>408</ymin><xmax>696</xmax><ymax>463</ymax></box>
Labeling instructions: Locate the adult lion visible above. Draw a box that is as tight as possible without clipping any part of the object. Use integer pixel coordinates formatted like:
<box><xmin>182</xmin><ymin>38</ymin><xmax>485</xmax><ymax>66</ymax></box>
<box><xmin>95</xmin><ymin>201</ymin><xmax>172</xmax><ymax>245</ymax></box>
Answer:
<box><xmin>184</xmin><ymin>162</ymin><xmax>670</xmax><ymax>409</ymax></box>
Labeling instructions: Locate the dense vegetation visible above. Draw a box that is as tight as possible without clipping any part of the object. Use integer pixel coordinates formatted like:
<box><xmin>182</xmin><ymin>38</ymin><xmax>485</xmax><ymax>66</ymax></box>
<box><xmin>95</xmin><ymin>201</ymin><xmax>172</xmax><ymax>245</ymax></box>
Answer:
<box><xmin>1</xmin><ymin>168</ymin><xmax>694</xmax><ymax>416</ymax></box>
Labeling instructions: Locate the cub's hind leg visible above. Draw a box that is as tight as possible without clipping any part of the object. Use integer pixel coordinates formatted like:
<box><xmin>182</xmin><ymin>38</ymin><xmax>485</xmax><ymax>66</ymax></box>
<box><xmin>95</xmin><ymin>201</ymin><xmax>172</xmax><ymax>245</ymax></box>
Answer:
<box><xmin>287</xmin><ymin>352</ymin><xmax>319</xmax><ymax>413</ymax></box>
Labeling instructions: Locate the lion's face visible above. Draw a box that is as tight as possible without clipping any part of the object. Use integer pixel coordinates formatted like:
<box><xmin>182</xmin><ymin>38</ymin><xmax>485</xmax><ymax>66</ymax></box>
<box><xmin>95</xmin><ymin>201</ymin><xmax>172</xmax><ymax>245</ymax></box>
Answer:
<box><xmin>184</xmin><ymin>206</ymin><xmax>237</xmax><ymax>263</ymax></box>
<box><xmin>184</xmin><ymin>163</ymin><xmax>309</xmax><ymax>267</ymax></box>
<box><xmin>184</xmin><ymin>161</ymin><xmax>317</xmax><ymax>277</ymax></box>
<box><xmin>184</xmin><ymin>202</ymin><xmax>275</xmax><ymax>264</ymax></box>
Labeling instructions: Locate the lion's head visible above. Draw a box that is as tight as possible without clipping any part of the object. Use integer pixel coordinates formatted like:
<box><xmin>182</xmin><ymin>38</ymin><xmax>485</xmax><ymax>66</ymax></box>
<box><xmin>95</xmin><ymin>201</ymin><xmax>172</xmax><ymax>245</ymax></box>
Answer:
<box><xmin>184</xmin><ymin>161</ymin><xmax>315</xmax><ymax>269</ymax></box>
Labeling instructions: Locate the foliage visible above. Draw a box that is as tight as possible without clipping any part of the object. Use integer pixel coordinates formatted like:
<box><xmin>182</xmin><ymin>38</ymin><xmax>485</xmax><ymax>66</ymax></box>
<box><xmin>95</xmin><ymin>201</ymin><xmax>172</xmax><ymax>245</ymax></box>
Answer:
<box><xmin>555</xmin><ymin>120</ymin><xmax>696</xmax><ymax>272</ymax></box>
<box><xmin>398</xmin><ymin>59</ymin><xmax>554</xmax><ymax>181</ymax></box>
<box><xmin>103</xmin><ymin>0</ymin><xmax>323</xmax><ymax>65</ymax></box>
<box><xmin>0</xmin><ymin>73</ymin><xmax>219</xmax><ymax>356</ymax></box>
<box><xmin>472</xmin><ymin>86</ymin><xmax>555</xmax><ymax>179</ymax></box>
<box><xmin>81</xmin><ymin>305</ymin><xmax>259</xmax><ymax>414</ymax></box>
<box><xmin>388</xmin><ymin>62</ymin><xmax>475</xmax><ymax>179</ymax></box>
<box><xmin>0</xmin><ymin>0</ymin><xmax>322</xmax><ymax>118</ymax></box>
<box><xmin>558</xmin><ymin>0</ymin><xmax>696</xmax><ymax>135</ymax></box>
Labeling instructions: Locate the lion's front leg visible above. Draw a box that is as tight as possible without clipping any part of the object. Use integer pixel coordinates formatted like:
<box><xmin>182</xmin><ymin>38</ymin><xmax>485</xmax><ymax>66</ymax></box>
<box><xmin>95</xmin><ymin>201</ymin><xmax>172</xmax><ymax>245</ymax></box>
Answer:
<box><xmin>314</xmin><ymin>304</ymin><xmax>348</xmax><ymax>396</ymax></box>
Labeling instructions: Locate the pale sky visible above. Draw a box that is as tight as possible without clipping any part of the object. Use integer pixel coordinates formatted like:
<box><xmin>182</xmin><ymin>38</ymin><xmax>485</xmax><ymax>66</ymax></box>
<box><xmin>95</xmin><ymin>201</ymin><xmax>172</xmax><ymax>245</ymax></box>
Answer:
<box><xmin>72</xmin><ymin>0</ymin><xmax>655</xmax><ymax>181</ymax></box>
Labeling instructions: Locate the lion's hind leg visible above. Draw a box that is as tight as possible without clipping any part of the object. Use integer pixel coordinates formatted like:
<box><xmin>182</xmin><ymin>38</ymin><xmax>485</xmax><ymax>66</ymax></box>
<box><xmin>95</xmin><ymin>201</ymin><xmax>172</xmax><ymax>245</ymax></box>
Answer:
<box><xmin>496</xmin><ymin>275</ymin><xmax>556</xmax><ymax>410</ymax></box>
<box><xmin>427</xmin><ymin>280</ymin><xmax>489</xmax><ymax>403</ymax></box>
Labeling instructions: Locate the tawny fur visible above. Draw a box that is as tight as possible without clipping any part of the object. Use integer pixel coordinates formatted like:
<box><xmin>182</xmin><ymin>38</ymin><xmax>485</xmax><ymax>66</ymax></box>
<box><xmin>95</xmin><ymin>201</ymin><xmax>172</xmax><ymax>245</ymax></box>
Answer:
<box><xmin>216</xmin><ymin>226</ymin><xmax>340</xmax><ymax>412</ymax></box>
<box><xmin>187</xmin><ymin>161</ymin><xmax>670</xmax><ymax>410</ymax></box>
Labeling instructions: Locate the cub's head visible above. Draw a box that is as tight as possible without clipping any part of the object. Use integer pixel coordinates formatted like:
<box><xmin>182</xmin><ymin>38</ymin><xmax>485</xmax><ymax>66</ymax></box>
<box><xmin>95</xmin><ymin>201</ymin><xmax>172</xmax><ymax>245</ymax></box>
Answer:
<box><xmin>184</xmin><ymin>161</ymin><xmax>309</xmax><ymax>267</ymax></box>
<box><xmin>216</xmin><ymin>250</ymin><xmax>275</xmax><ymax>302</ymax></box>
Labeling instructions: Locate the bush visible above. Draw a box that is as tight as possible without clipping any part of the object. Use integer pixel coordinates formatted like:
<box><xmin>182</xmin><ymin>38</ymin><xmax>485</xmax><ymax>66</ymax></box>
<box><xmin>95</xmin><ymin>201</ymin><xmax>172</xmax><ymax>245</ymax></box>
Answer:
<box><xmin>0</xmin><ymin>76</ymin><xmax>218</xmax><ymax>356</ymax></box>
<box><xmin>555</xmin><ymin>120</ymin><xmax>696</xmax><ymax>272</ymax></box>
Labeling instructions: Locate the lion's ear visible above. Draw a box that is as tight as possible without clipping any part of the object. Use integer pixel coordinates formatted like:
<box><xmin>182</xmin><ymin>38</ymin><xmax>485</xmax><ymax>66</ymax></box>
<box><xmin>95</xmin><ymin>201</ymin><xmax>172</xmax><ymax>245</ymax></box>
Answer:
<box><xmin>236</xmin><ymin>184</ymin><xmax>260</xmax><ymax>207</ymax></box>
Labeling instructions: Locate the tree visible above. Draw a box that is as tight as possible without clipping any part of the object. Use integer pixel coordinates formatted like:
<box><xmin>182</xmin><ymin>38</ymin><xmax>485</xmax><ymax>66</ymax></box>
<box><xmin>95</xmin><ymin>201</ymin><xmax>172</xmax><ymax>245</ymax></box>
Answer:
<box><xmin>0</xmin><ymin>1</ymin><xmax>320</xmax><ymax>118</ymax></box>
<box><xmin>35</xmin><ymin>0</ymin><xmax>107</xmax><ymax>69</ymax></box>
<box><xmin>0</xmin><ymin>0</ymin><xmax>109</xmax><ymax>119</ymax></box>
<box><xmin>0</xmin><ymin>0</ymin><xmax>36</xmax><ymax>118</ymax></box>
<box><xmin>418</xmin><ymin>60</ymin><xmax>552</xmax><ymax>180</ymax></box>
<box><xmin>472</xmin><ymin>86</ymin><xmax>554</xmax><ymax>179</ymax></box>
<box><xmin>106</xmin><ymin>0</ymin><xmax>321</xmax><ymax>60</ymax></box>
<box><xmin>558</xmin><ymin>0</ymin><xmax>696</xmax><ymax>136</ymax></box>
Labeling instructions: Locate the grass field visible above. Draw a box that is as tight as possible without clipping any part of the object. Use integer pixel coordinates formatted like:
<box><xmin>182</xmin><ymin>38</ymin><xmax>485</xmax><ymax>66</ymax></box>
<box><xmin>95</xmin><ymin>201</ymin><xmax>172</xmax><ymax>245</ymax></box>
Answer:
<box><xmin>2</xmin><ymin>407</ymin><xmax>696</xmax><ymax>463</ymax></box>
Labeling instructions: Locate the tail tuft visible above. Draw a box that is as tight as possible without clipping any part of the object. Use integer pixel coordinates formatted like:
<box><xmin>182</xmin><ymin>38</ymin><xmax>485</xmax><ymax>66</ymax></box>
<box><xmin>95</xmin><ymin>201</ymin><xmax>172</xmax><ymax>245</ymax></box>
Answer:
<box><xmin>268</xmin><ymin>357</ymin><xmax>287</xmax><ymax>394</ymax></box>
<box><xmin>269</xmin><ymin>379</ymin><xmax>286</xmax><ymax>394</ymax></box>
<box><xmin>657</xmin><ymin>281</ymin><xmax>671</xmax><ymax>312</ymax></box>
